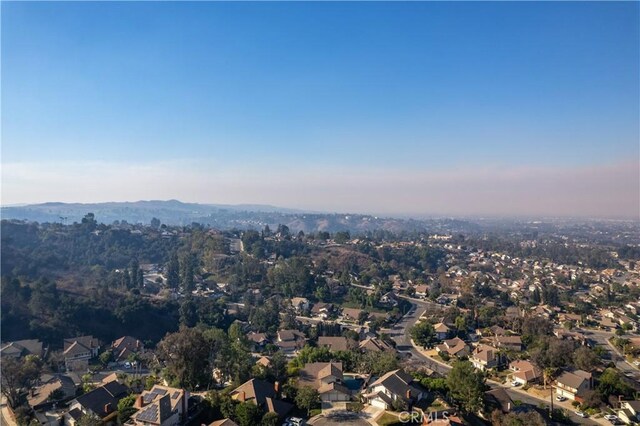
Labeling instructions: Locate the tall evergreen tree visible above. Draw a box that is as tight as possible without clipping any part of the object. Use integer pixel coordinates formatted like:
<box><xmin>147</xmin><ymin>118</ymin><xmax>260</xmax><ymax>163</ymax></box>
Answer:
<box><xmin>167</xmin><ymin>253</ymin><xmax>180</xmax><ymax>289</ymax></box>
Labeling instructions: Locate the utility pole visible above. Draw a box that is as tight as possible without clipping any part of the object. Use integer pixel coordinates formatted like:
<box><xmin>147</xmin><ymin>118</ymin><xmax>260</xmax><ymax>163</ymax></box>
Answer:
<box><xmin>549</xmin><ymin>384</ymin><xmax>554</xmax><ymax>419</ymax></box>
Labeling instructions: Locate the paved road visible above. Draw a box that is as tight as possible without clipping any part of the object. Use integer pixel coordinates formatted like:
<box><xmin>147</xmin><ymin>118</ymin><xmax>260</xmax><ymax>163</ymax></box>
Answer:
<box><xmin>577</xmin><ymin>328</ymin><xmax>639</xmax><ymax>374</ymax></box>
<box><xmin>389</xmin><ymin>297</ymin><xmax>451</xmax><ymax>375</ymax></box>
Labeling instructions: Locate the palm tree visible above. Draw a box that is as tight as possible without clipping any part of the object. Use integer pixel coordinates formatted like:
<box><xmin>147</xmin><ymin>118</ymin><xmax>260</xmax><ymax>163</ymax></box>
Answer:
<box><xmin>542</xmin><ymin>367</ymin><xmax>556</xmax><ymax>390</ymax></box>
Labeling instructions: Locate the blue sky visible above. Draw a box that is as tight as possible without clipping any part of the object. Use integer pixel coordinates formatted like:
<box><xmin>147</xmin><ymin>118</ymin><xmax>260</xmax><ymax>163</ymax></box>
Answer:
<box><xmin>2</xmin><ymin>1</ymin><xmax>639</xmax><ymax>217</ymax></box>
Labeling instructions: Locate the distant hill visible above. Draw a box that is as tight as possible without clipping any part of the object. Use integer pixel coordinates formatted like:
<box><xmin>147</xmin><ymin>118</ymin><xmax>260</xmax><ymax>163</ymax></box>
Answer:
<box><xmin>0</xmin><ymin>200</ymin><xmax>480</xmax><ymax>234</ymax></box>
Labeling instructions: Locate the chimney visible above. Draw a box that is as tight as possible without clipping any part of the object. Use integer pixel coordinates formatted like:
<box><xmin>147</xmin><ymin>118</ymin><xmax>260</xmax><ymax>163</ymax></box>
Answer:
<box><xmin>274</xmin><ymin>381</ymin><xmax>280</xmax><ymax>396</ymax></box>
<box><xmin>134</xmin><ymin>395</ymin><xmax>144</xmax><ymax>409</ymax></box>
<box><xmin>406</xmin><ymin>389</ymin><xmax>411</xmax><ymax>400</ymax></box>
<box><xmin>238</xmin><ymin>391</ymin><xmax>246</xmax><ymax>402</ymax></box>
<box><xmin>104</xmin><ymin>403</ymin><xmax>112</xmax><ymax>413</ymax></box>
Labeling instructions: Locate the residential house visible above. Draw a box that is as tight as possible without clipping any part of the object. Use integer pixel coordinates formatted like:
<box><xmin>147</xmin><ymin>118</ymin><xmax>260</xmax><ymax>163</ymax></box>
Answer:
<box><xmin>28</xmin><ymin>374</ymin><xmax>76</xmax><ymax>408</ymax></box>
<box><xmin>508</xmin><ymin>360</ymin><xmax>541</xmax><ymax>385</ymax></box>
<box><xmin>311</xmin><ymin>303</ymin><xmax>334</xmax><ymax>320</ymax></box>
<box><xmin>494</xmin><ymin>335</ymin><xmax>523</xmax><ymax>352</ymax></box>
<box><xmin>414</xmin><ymin>285</ymin><xmax>429</xmax><ymax>299</ymax></box>
<box><xmin>1</xmin><ymin>339</ymin><xmax>44</xmax><ymax>359</ymax></box>
<box><xmin>290</xmin><ymin>297</ymin><xmax>310</xmax><ymax>313</ymax></box>
<box><xmin>555</xmin><ymin>370</ymin><xmax>592</xmax><ymax>402</ymax></box>
<box><xmin>365</xmin><ymin>369</ymin><xmax>426</xmax><ymax>410</ymax></box>
<box><xmin>341</xmin><ymin>308</ymin><xmax>366</xmax><ymax>323</ymax></box>
<box><xmin>230</xmin><ymin>379</ymin><xmax>293</xmax><ymax>419</ymax></box>
<box><xmin>246</xmin><ymin>332</ymin><xmax>270</xmax><ymax>352</ymax></box>
<box><xmin>618</xmin><ymin>400</ymin><xmax>640</xmax><ymax>425</ymax></box>
<box><xmin>255</xmin><ymin>356</ymin><xmax>271</xmax><ymax>369</ymax></box>
<box><xmin>470</xmin><ymin>345</ymin><xmax>501</xmax><ymax>371</ymax></box>
<box><xmin>111</xmin><ymin>336</ymin><xmax>144</xmax><ymax>363</ymax></box>
<box><xmin>380</xmin><ymin>292</ymin><xmax>399</xmax><ymax>307</ymax></box>
<box><xmin>298</xmin><ymin>362</ymin><xmax>351</xmax><ymax>402</ymax></box>
<box><xmin>317</xmin><ymin>336</ymin><xmax>356</xmax><ymax>352</ymax></box>
<box><xmin>433</xmin><ymin>323</ymin><xmax>451</xmax><ymax>341</ymax></box>
<box><xmin>129</xmin><ymin>385</ymin><xmax>189</xmax><ymax>426</ymax></box>
<box><xmin>63</xmin><ymin>336</ymin><xmax>100</xmax><ymax>371</ymax></box>
<box><xmin>275</xmin><ymin>330</ymin><xmax>306</xmax><ymax>356</ymax></box>
<box><xmin>358</xmin><ymin>337</ymin><xmax>395</xmax><ymax>354</ymax></box>
<box><xmin>64</xmin><ymin>381</ymin><xmax>129</xmax><ymax>426</ymax></box>
<box><xmin>436</xmin><ymin>338</ymin><xmax>469</xmax><ymax>358</ymax></box>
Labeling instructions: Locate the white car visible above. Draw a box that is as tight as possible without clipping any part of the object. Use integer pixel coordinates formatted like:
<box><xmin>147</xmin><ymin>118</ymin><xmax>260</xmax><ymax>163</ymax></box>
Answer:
<box><xmin>604</xmin><ymin>415</ymin><xmax>618</xmax><ymax>421</ymax></box>
<box><xmin>575</xmin><ymin>411</ymin><xmax>587</xmax><ymax>418</ymax></box>
<box><xmin>510</xmin><ymin>381</ymin><xmax>520</xmax><ymax>387</ymax></box>
<box><xmin>556</xmin><ymin>395</ymin><xmax>567</xmax><ymax>402</ymax></box>
<box><xmin>633</xmin><ymin>360</ymin><xmax>640</xmax><ymax>366</ymax></box>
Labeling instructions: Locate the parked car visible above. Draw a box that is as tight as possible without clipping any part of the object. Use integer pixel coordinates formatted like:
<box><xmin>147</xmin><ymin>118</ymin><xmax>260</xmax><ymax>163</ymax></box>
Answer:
<box><xmin>604</xmin><ymin>414</ymin><xmax>619</xmax><ymax>422</ymax></box>
<box><xmin>510</xmin><ymin>380</ymin><xmax>520</xmax><ymax>387</ymax></box>
<box><xmin>556</xmin><ymin>395</ymin><xmax>567</xmax><ymax>402</ymax></box>
<box><xmin>575</xmin><ymin>411</ymin><xmax>587</xmax><ymax>418</ymax></box>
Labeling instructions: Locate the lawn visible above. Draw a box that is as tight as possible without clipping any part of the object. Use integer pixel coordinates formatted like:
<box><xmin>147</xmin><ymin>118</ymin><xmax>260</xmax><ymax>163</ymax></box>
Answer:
<box><xmin>377</xmin><ymin>412</ymin><xmax>401</xmax><ymax>426</ymax></box>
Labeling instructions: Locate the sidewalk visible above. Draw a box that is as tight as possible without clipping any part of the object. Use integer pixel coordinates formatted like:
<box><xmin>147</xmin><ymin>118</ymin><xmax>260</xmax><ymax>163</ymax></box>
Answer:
<box><xmin>1</xmin><ymin>403</ymin><xmax>18</xmax><ymax>426</ymax></box>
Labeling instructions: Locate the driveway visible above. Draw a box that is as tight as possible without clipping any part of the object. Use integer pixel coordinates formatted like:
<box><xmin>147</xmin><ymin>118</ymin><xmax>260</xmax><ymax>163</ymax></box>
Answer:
<box><xmin>308</xmin><ymin>411</ymin><xmax>371</xmax><ymax>426</ymax></box>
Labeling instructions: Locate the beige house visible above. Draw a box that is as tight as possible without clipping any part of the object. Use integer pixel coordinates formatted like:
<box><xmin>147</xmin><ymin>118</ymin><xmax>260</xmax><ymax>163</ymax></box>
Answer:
<box><xmin>364</xmin><ymin>369</ymin><xmax>425</xmax><ymax>410</ymax></box>
<box><xmin>470</xmin><ymin>345</ymin><xmax>500</xmax><ymax>371</ymax></box>
<box><xmin>63</xmin><ymin>336</ymin><xmax>100</xmax><ymax>371</ymax></box>
<box><xmin>130</xmin><ymin>385</ymin><xmax>189</xmax><ymax>426</ymax></box>
<box><xmin>555</xmin><ymin>370</ymin><xmax>592</xmax><ymax>402</ymax></box>
<box><xmin>298</xmin><ymin>362</ymin><xmax>351</xmax><ymax>402</ymax></box>
<box><xmin>436</xmin><ymin>338</ymin><xmax>469</xmax><ymax>358</ymax></box>
<box><xmin>508</xmin><ymin>360</ymin><xmax>541</xmax><ymax>385</ymax></box>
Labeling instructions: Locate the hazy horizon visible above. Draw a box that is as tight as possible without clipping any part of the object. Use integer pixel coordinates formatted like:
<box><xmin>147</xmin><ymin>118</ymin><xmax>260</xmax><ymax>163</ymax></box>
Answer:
<box><xmin>2</xmin><ymin>2</ymin><xmax>639</xmax><ymax>219</ymax></box>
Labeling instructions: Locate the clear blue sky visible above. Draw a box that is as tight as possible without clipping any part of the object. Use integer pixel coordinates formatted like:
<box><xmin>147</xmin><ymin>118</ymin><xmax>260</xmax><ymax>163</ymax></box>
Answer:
<box><xmin>2</xmin><ymin>1</ymin><xmax>639</xmax><ymax>218</ymax></box>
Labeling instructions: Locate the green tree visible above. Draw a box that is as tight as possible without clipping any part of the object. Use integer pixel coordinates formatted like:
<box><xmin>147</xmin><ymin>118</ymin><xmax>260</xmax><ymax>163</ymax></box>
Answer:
<box><xmin>359</xmin><ymin>351</ymin><xmax>399</xmax><ymax>376</ymax></box>
<box><xmin>235</xmin><ymin>402</ymin><xmax>263</xmax><ymax>426</ymax></box>
<box><xmin>410</xmin><ymin>321</ymin><xmax>437</xmax><ymax>348</ymax></box>
<box><xmin>117</xmin><ymin>394</ymin><xmax>138</xmax><ymax>423</ymax></box>
<box><xmin>572</xmin><ymin>346</ymin><xmax>600</xmax><ymax>371</ymax></box>
<box><xmin>77</xmin><ymin>414</ymin><xmax>101</xmax><ymax>426</ymax></box>
<box><xmin>454</xmin><ymin>316</ymin><xmax>467</xmax><ymax>336</ymax></box>
<box><xmin>295</xmin><ymin>386</ymin><xmax>321</xmax><ymax>416</ymax></box>
<box><xmin>597</xmin><ymin>368</ymin><xmax>632</xmax><ymax>399</ymax></box>
<box><xmin>446</xmin><ymin>360</ymin><xmax>486</xmax><ymax>414</ymax></box>
<box><xmin>261</xmin><ymin>411</ymin><xmax>280</xmax><ymax>426</ymax></box>
<box><xmin>99</xmin><ymin>350</ymin><xmax>113</xmax><ymax>367</ymax></box>
<box><xmin>0</xmin><ymin>355</ymin><xmax>42</xmax><ymax>408</ymax></box>
<box><xmin>156</xmin><ymin>327</ymin><xmax>210</xmax><ymax>390</ymax></box>
<box><xmin>180</xmin><ymin>253</ymin><xmax>196</xmax><ymax>292</ymax></box>
<box><xmin>167</xmin><ymin>253</ymin><xmax>180</xmax><ymax>289</ymax></box>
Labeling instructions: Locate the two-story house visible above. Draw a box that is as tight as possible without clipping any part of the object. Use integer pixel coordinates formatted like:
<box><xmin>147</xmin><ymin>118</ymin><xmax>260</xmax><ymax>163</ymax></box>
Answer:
<box><xmin>63</xmin><ymin>336</ymin><xmax>100</xmax><ymax>371</ymax></box>
<box><xmin>365</xmin><ymin>369</ymin><xmax>426</xmax><ymax>410</ymax></box>
<box><xmin>470</xmin><ymin>345</ymin><xmax>501</xmax><ymax>371</ymax></box>
<box><xmin>129</xmin><ymin>385</ymin><xmax>189</xmax><ymax>426</ymax></box>
<box><xmin>298</xmin><ymin>362</ymin><xmax>351</xmax><ymax>402</ymax></box>
<box><xmin>555</xmin><ymin>370</ymin><xmax>592</xmax><ymax>402</ymax></box>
